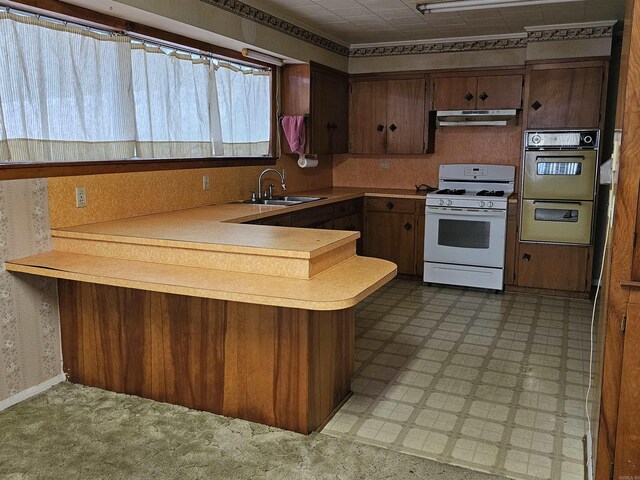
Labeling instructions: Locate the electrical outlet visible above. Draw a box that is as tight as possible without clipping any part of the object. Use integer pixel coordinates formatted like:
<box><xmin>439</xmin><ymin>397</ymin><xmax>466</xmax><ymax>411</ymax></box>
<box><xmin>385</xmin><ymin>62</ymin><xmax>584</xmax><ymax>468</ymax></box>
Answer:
<box><xmin>75</xmin><ymin>186</ymin><xmax>87</xmax><ymax>208</ymax></box>
<box><xmin>379</xmin><ymin>162</ymin><xmax>390</xmax><ymax>169</ymax></box>
<box><xmin>203</xmin><ymin>175</ymin><xmax>210</xmax><ymax>191</ymax></box>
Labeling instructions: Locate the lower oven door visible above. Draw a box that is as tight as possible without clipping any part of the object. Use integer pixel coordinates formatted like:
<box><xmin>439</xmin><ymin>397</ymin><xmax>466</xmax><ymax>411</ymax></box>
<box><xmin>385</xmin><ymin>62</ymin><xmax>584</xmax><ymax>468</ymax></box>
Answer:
<box><xmin>521</xmin><ymin>200</ymin><xmax>593</xmax><ymax>245</ymax></box>
<box><xmin>425</xmin><ymin>207</ymin><xmax>507</xmax><ymax>268</ymax></box>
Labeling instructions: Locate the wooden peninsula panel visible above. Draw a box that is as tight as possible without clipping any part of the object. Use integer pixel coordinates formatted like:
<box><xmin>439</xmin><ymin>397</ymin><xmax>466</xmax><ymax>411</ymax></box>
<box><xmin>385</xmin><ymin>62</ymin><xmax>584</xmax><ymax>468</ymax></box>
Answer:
<box><xmin>58</xmin><ymin>280</ymin><xmax>354</xmax><ymax>434</ymax></box>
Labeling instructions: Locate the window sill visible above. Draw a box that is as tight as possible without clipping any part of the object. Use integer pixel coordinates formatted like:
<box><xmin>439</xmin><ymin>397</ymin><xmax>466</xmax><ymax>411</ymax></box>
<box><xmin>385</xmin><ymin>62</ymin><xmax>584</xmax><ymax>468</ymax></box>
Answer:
<box><xmin>0</xmin><ymin>156</ymin><xmax>279</xmax><ymax>180</ymax></box>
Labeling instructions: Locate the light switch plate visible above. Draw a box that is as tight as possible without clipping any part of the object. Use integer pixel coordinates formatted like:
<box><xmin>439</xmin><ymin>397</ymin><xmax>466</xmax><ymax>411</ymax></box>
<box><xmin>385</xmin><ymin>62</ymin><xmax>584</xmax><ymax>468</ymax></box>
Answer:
<box><xmin>203</xmin><ymin>175</ymin><xmax>210</xmax><ymax>191</ymax></box>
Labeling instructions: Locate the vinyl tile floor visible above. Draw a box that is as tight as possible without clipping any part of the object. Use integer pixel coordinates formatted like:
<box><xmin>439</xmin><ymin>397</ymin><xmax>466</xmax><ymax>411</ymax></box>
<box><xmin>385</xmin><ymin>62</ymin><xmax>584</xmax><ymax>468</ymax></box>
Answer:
<box><xmin>321</xmin><ymin>278</ymin><xmax>594</xmax><ymax>480</ymax></box>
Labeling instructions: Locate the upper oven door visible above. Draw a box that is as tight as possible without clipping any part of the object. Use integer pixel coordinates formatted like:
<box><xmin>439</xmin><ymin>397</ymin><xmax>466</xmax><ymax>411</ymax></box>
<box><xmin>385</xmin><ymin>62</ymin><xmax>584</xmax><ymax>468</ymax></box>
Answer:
<box><xmin>523</xmin><ymin>150</ymin><xmax>597</xmax><ymax>200</ymax></box>
<box><xmin>425</xmin><ymin>207</ymin><xmax>507</xmax><ymax>268</ymax></box>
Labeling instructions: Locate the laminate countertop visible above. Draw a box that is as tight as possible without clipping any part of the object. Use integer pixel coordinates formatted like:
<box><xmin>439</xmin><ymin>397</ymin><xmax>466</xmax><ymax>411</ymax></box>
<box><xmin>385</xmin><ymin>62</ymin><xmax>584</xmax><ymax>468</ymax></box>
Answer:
<box><xmin>6</xmin><ymin>187</ymin><xmax>427</xmax><ymax>310</ymax></box>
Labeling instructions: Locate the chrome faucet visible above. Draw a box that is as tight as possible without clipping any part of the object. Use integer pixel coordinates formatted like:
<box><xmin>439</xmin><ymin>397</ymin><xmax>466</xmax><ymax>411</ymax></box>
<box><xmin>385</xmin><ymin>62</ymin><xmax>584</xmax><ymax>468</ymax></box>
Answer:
<box><xmin>257</xmin><ymin>168</ymin><xmax>286</xmax><ymax>199</ymax></box>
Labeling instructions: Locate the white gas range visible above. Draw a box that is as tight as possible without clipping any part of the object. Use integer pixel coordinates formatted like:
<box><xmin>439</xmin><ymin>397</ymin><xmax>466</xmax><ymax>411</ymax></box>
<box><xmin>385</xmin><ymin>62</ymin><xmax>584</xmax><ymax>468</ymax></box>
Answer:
<box><xmin>424</xmin><ymin>164</ymin><xmax>516</xmax><ymax>292</ymax></box>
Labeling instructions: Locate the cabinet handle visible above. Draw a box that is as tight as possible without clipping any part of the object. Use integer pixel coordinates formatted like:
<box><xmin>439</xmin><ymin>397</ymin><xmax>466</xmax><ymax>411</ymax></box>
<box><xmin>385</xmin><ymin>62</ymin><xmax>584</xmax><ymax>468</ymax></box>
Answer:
<box><xmin>531</xmin><ymin>101</ymin><xmax>542</xmax><ymax>111</ymax></box>
<box><xmin>377</xmin><ymin>124</ymin><xmax>385</xmax><ymax>132</ymax></box>
<box><xmin>389</xmin><ymin>124</ymin><xmax>397</xmax><ymax>132</ymax></box>
<box><xmin>522</xmin><ymin>253</ymin><xmax>531</xmax><ymax>262</ymax></box>
<box><xmin>386</xmin><ymin>201</ymin><xmax>394</xmax><ymax>210</ymax></box>
<box><xmin>465</xmin><ymin>92</ymin><xmax>474</xmax><ymax>101</ymax></box>
<box><xmin>479</xmin><ymin>92</ymin><xmax>488</xmax><ymax>101</ymax></box>
<box><xmin>404</xmin><ymin>223</ymin><xmax>412</xmax><ymax>231</ymax></box>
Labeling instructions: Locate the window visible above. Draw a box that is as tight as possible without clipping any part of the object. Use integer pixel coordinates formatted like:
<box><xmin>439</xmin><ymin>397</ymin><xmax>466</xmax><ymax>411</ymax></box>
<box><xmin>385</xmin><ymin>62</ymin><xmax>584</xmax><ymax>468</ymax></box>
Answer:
<box><xmin>0</xmin><ymin>10</ymin><xmax>273</xmax><ymax>170</ymax></box>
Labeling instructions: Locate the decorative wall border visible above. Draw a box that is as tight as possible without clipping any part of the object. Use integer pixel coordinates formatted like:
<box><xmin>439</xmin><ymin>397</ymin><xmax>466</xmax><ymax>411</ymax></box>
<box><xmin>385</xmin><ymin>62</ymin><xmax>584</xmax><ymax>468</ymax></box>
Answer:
<box><xmin>199</xmin><ymin>0</ymin><xmax>350</xmax><ymax>56</ymax></box>
<box><xmin>198</xmin><ymin>0</ymin><xmax>615</xmax><ymax>59</ymax></box>
<box><xmin>349</xmin><ymin>37</ymin><xmax>527</xmax><ymax>58</ymax></box>
<box><xmin>526</xmin><ymin>24</ymin><xmax>614</xmax><ymax>43</ymax></box>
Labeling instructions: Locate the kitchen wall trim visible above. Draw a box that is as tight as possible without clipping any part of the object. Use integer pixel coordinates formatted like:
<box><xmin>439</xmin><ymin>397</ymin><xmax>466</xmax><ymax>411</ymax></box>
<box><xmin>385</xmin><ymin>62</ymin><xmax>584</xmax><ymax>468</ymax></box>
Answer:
<box><xmin>0</xmin><ymin>373</ymin><xmax>66</xmax><ymax>411</ymax></box>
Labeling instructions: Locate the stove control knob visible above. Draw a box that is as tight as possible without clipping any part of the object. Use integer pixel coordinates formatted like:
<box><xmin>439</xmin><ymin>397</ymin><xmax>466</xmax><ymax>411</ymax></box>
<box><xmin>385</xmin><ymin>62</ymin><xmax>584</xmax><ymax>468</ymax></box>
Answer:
<box><xmin>583</xmin><ymin>135</ymin><xmax>593</xmax><ymax>145</ymax></box>
<box><xmin>479</xmin><ymin>201</ymin><xmax>485</xmax><ymax>207</ymax></box>
<box><xmin>487</xmin><ymin>201</ymin><xmax>494</xmax><ymax>207</ymax></box>
<box><xmin>439</xmin><ymin>199</ymin><xmax>445</xmax><ymax>206</ymax></box>
<box><xmin>531</xmin><ymin>134</ymin><xmax>541</xmax><ymax>144</ymax></box>
<box><xmin>446</xmin><ymin>199</ymin><xmax>453</xmax><ymax>206</ymax></box>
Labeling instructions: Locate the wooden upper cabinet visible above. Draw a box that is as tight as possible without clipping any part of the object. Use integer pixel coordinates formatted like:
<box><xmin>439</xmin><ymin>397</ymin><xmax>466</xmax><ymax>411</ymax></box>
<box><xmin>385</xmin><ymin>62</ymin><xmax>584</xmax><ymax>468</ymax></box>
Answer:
<box><xmin>476</xmin><ymin>75</ymin><xmax>523</xmax><ymax>109</ymax></box>
<box><xmin>349</xmin><ymin>80</ymin><xmax>387</xmax><ymax>154</ymax></box>
<box><xmin>525</xmin><ymin>64</ymin><xmax>605</xmax><ymax>129</ymax></box>
<box><xmin>433</xmin><ymin>74</ymin><xmax>523</xmax><ymax>110</ymax></box>
<box><xmin>281</xmin><ymin>63</ymin><xmax>349</xmax><ymax>155</ymax></box>
<box><xmin>350</xmin><ymin>77</ymin><xmax>427</xmax><ymax>154</ymax></box>
<box><xmin>433</xmin><ymin>76</ymin><xmax>478</xmax><ymax>110</ymax></box>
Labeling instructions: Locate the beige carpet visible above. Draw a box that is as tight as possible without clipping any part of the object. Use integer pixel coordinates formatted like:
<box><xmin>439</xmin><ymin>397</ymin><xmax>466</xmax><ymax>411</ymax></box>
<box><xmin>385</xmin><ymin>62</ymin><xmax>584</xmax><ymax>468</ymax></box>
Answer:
<box><xmin>0</xmin><ymin>382</ymin><xmax>508</xmax><ymax>480</ymax></box>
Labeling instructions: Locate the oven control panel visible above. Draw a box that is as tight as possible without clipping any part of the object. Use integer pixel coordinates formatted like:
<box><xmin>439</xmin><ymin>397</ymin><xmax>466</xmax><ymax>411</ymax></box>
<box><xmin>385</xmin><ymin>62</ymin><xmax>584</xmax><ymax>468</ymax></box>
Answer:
<box><xmin>525</xmin><ymin>130</ymin><xmax>599</xmax><ymax>149</ymax></box>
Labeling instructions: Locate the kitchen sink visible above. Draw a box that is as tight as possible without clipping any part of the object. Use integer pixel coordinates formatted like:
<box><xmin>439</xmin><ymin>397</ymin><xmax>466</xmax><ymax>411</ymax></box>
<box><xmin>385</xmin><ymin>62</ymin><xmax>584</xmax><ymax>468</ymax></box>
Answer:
<box><xmin>243</xmin><ymin>196</ymin><xmax>325</xmax><ymax>206</ymax></box>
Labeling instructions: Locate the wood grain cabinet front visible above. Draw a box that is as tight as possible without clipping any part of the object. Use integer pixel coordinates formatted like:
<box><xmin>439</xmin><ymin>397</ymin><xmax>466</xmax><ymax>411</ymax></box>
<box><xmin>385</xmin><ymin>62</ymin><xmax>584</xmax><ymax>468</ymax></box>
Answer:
<box><xmin>364</xmin><ymin>198</ymin><xmax>425</xmax><ymax>276</ymax></box>
<box><xmin>282</xmin><ymin>63</ymin><xmax>349</xmax><ymax>155</ymax></box>
<box><xmin>433</xmin><ymin>74</ymin><xmax>523</xmax><ymax>110</ymax></box>
<box><xmin>524</xmin><ymin>62</ymin><xmax>606</xmax><ymax>129</ymax></box>
<box><xmin>516</xmin><ymin>243</ymin><xmax>591</xmax><ymax>293</ymax></box>
<box><xmin>349</xmin><ymin>78</ymin><xmax>429</xmax><ymax>154</ymax></box>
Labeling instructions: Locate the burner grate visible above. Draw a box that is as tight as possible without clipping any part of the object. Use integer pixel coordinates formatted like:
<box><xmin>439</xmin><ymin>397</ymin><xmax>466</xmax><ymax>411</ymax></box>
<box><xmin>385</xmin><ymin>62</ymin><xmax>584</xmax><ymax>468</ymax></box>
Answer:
<box><xmin>476</xmin><ymin>190</ymin><xmax>505</xmax><ymax>197</ymax></box>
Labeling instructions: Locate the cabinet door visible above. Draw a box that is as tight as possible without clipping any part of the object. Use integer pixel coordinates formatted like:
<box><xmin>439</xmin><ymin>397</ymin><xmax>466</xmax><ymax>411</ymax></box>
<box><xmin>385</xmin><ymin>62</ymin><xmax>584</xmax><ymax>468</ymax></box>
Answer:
<box><xmin>365</xmin><ymin>211</ymin><xmax>416</xmax><ymax>275</ymax></box>
<box><xmin>415</xmin><ymin>204</ymin><xmax>425</xmax><ymax>278</ymax></box>
<box><xmin>433</xmin><ymin>76</ymin><xmax>477</xmax><ymax>110</ymax></box>
<box><xmin>527</xmin><ymin>66</ymin><xmax>603</xmax><ymax>129</ymax></box>
<box><xmin>477</xmin><ymin>75</ymin><xmax>523</xmax><ymax>110</ymax></box>
<box><xmin>349</xmin><ymin>81</ymin><xmax>387</xmax><ymax>154</ymax></box>
<box><xmin>331</xmin><ymin>73</ymin><xmax>349</xmax><ymax>154</ymax></box>
<box><xmin>386</xmin><ymin>79</ymin><xmax>426</xmax><ymax>154</ymax></box>
<box><xmin>310</xmin><ymin>68</ymin><xmax>333</xmax><ymax>155</ymax></box>
<box><xmin>516</xmin><ymin>243</ymin><xmax>590</xmax><ymax>292</ymax></box>
<box><xmin>311</xmin><ymin>68</ymin><xmax>349</xmax><ymax>154</ymax></box>
<box><xmin>504</xmin><ymin>201</ymin><xmax>518</xmax><ymax>286</ymax></box>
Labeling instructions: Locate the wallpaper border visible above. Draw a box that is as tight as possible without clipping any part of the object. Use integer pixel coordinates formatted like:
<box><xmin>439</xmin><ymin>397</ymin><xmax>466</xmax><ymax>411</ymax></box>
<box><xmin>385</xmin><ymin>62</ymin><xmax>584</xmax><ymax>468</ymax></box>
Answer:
<box><xmin>198</xmin><ymin>0</ymin><xmax>614</xmax><ymax>58</ymax></box>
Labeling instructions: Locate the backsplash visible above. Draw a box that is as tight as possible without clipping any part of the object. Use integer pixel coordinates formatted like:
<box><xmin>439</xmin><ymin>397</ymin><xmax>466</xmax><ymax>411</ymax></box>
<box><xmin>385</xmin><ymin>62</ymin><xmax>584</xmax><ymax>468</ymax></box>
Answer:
<box><xmin>333</xmin><ymin>126</ymin><xmax>522</xmax><ymax>190</ymax></box>
<box><xmin>48</xmin><ymin>154</ymin><xmax>332</xmax><ymax>229</ymax></box>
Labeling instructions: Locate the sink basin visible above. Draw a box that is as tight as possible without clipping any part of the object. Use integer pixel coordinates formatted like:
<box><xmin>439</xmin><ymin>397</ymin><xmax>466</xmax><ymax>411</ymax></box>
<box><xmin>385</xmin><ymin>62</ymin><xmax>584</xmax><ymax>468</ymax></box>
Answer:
<box><xmin>242</xmin><ymin>196</ymin><xmax>325</xmax><ymax>206</ymax></box>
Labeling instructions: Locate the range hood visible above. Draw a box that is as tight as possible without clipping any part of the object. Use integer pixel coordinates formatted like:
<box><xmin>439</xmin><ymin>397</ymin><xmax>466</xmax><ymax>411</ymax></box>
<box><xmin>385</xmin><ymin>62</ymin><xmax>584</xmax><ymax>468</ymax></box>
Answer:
<box><xmin>436</xmin><ymin>109</ymin><xmax>518</xmax><ymax>127</ymax></box>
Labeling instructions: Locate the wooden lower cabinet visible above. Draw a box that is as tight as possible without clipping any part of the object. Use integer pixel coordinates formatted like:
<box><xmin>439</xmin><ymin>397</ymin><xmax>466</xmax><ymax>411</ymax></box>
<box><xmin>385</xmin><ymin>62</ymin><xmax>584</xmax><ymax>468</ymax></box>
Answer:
<box><xmin>516</xmin><ymin>243</ymin><xmax>591</xmax><ymax>293</ymax></box>
<box><xmin>58</xmin><ymin>280</ymin><xmax>354</xmax><ymax>434</ymax></box>
<box><xmin>364</xmin><ymin>198</ymin><xmax>423</xmax><ymax>276</ymax></box>
<box><xmin>504</xmin><ymin>201</ymin><xmax>518</xmax><ymax>286</ymax></box>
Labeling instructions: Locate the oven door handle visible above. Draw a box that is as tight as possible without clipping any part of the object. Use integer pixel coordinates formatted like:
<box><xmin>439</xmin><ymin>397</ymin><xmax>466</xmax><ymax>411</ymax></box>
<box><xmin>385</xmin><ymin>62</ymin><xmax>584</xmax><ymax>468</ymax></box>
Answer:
<box><xmin>532</xmin><ymin>200</ymin><xmax>583</xmax><ymax>206</ymax></box>
<box><xmin>426</xmin><ymin>207</ymin><xmax>506</xmax><ymax>218</ymax></box>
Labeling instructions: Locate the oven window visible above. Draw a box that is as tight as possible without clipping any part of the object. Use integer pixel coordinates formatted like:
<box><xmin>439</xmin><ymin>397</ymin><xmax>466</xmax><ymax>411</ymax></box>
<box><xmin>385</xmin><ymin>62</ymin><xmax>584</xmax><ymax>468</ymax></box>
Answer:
<box><xmin>536</xmin><ymin>162</ymin><xmax>582</xmax><ymax>175</ymax></box>
<box><xmin>438</xmin><ymin>219</ymin><xmax>491</xmax><ymax>249</ymax></box>
<box><xmin>535</xmin><ymin>208</ymin><xmax>579</xmax><ymax>223</ymax></box>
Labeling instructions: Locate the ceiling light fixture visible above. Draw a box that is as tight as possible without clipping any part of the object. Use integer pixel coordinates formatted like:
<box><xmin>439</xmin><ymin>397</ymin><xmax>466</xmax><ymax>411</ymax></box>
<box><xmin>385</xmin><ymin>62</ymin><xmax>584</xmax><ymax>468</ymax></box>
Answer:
<box><xmin>241</xmin><ymin>48</ymin><xmax>285</xmax><ymax>66</ymax></box>
<box><xmin>416</xmin><ymin>0</ymin><xmax>581</xmax><ymax>14</ymax></box>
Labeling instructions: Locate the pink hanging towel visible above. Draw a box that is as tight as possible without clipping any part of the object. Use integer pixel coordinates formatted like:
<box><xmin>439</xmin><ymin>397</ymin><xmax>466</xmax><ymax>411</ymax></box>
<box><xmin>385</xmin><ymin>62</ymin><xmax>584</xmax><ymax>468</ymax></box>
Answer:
<box><xmin>281</xmin><ymin>115</ymin><xmax>306</xmax><ymax>154</ymax></box>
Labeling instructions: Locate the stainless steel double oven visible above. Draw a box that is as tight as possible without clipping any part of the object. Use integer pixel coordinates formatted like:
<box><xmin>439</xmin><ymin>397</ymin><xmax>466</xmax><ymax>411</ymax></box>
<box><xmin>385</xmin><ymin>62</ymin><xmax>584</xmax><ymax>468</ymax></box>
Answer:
<box><xmin>520</xmin><ymin>130</ymin><xmax>599</xmax><ymax>245</ymax></box>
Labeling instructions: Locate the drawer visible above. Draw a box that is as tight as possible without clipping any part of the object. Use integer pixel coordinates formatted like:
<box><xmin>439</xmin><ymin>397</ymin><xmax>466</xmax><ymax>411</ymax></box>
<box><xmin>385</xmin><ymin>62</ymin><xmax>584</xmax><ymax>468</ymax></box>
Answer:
<box><xmin>292</xmin><ymin>205</ymin><xmax>334</xmax><ymax>228</ymax></box>
<box><xmin>367</xmin><ymin>197</ymin><xmax>416</xmax><ymax>213</ymax></box>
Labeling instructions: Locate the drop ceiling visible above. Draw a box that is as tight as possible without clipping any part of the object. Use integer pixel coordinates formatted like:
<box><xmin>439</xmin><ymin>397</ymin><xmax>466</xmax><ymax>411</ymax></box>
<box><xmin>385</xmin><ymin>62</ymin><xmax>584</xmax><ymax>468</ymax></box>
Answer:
<box><xmin>241</xmin><ymin>0</ymin><xmax>625</xmax><ymax>45</ymax></box>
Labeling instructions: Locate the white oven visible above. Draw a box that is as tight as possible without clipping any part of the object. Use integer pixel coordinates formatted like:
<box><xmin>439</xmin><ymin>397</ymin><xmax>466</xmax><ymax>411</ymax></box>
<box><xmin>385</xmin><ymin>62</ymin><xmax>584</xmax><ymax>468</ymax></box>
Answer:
<box><xmin>425</xmin><ymin>206</ymin><xmax>507</xmax><ymax>268</ymax></box>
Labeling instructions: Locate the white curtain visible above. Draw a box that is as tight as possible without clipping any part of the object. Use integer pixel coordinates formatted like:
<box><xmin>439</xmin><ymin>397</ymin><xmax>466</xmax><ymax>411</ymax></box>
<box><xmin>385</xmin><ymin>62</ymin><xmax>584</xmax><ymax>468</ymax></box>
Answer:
<box><xmin>215</xmin><ymin>63</ymin><xmax>271</xmax><ymax>156</ymax></box>
<box><xmin>131</xmin><ymin>44</ymin><xmax>223</xmax><ymax>158</ymax></box>
<box><xmin>0</xmin><ymin>12</ymin><xmax>135</xmax><ymax>162</ymax></box>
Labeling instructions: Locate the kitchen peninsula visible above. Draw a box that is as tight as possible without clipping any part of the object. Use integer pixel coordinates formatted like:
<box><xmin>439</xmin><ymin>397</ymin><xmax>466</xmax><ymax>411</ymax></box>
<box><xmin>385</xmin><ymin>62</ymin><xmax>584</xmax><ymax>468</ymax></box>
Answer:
<box><xmin>5</xmin><ymin>191</ymin><xmax>398</xmax><ymax>434</ymax></box>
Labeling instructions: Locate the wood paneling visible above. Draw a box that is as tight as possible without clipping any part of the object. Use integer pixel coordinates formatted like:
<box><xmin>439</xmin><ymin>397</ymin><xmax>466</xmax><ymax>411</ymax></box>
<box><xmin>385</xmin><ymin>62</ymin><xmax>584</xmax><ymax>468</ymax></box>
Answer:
<box><xmin>597</xmin><ymin>1</ymin><xmax>640</xmax><ymax>476</ymax></box>
<box><xmin>58</xmin><ymin>280</ymin><xmax>355</xmax><ymax>434</ymax></box>
<box><xmin>613</xmin><ymin>295</ymin><xmax>640</xmax><ymax>476</ymax></box>
<box><xmin>516</xmin><ymin>243</ymin><xmax>590</xmax><ymax>292</ymax></box>
<box><xmin>349</xmin><ymin>81</ymin><xmax>387</xmax><ymax>154</ymax></box>
<box><xmin>525</xmin><ymin>64</ymin><xmax>605</xmax><ymax>129</ymax></box>
<box><xmin>386</xmin><ymin>79</ymin><xmax>426</xmax><ymax>154</ymax></box>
